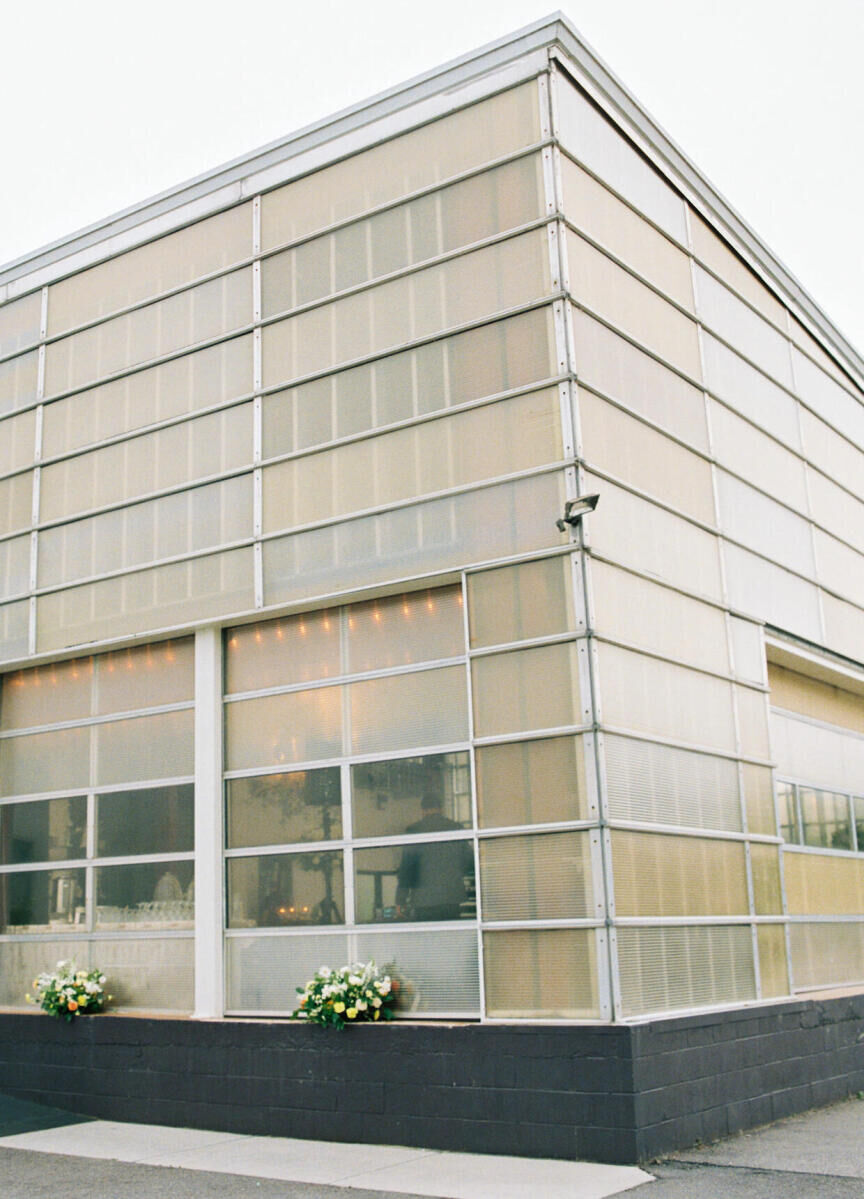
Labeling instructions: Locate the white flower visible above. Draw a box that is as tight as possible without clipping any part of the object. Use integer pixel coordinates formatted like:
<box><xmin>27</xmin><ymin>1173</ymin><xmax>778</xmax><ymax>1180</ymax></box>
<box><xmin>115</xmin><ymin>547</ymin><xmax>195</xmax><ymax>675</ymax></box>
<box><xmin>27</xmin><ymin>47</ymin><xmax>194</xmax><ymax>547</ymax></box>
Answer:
<box><xmin>348</xmin><ymin>974</ymin><xmax>361</xmax><ymax>986</ymax></box>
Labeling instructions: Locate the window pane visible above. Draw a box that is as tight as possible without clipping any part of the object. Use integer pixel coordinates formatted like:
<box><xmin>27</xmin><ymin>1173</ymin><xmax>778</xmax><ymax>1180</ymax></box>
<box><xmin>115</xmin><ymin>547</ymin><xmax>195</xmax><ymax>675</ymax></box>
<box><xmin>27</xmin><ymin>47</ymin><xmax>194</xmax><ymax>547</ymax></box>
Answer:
<box><xmin>351</xmin><ymin>752</ymin><xmax>471</xmax><ymax>839</ymax></box>
<box><xmin>0</xmin><ymin>351</ymin><xmax>38</xmax><ymax>417</ymax></box>
<box><xmin>799</xmin><ymin>787</ymin><xmax>852</xmax><ymax>850</ymax></box>
<box><xmin>776</xmin><ymin>781</ymin><xmax>799</xmax><ymax>842</ymax></box>
<box><xmin>226</xmin><ymin>768</ymin><xmax>342</xmax><ymax>848</ymax></box>
<box><xmin>355</xmin><ymin>838</ymin><xmax>474</xmax><ymax>923</ymax></box>
<box><xmin>479</xmin><ymin>830</ymin><xmax>593</xmax><ymax>920</ymax></box>
<box><xmin>0</xmin><ymin>867</ymin><xmax>86</xmax><ymax>932</ymax></box>
<box><xmin>472</xmin><ymin>642</ymin><xmax>583</xmax><ymax>737</ymax></box>
<box><xmin>225</xmin><ymin>608</ymin><xmax>341</xmax><ymax>694</ymax></box>
<box><xmin>95</xmin><ymin>710</ymin><xmax>194</xmax><ymax>785</ymax></box>
<box><xmin>350</xmin><ymin>666</ymin><xmax>468</xmax><ymax>756</ymax></box>
<box><xmin>95</xmin><ymin>861</ymin><xmax>194</xmax><ymax>929</ymax></box>
<box><xmin>484</xmin><ymin>927</ymin><xmax>599</xmax><ymax>1019</ymax></box>
<box><xmin>0</xmin><ymin>292</ymin><xmax>41</xmax><ymax>357</ymax></box>
<box><xmin>0</xmin><ymin>797</ymin><xmax>87</xmax><ymax>864</ymax></box>
<box><xmin>97</xmin><ymin>785</ymin><xmax>194</xmax><ymax>857</ymax></box>
<box><xmin>475</xmin><ymin>735</ymin><xmax>587</xmax><ymax>829</ymax></box>
<box><xmin>226</xmin><ymin>851</ymin><xmax>344</xmax><ymax>928</ymax></box>
<box><xmin>347</xmin><ymin>588</ymin><xmax>464</xmax><ymax>674</ymax></box>
<box><xmin>468</xmin><ymin>556</ymin><xmax>574</xmax><ymax>648</ymax></box>
<box><xmin>0</xmin><ymin>726</ymin><xmax>91</xmax><ymax>796</ymax></box>
<box><xmin>695</xmin><ymin>267</ymin><xmax>792</xmax><ymax>388</ymax></box>
<box><xmin>0</xmin><ymin>409</ymin><xmax>36</xmax><ymax>477</ymax></box>
<box><xmin>225</xmin><ymin>684</ymin><xmax>343</xmax><ymax>772</ymax></box>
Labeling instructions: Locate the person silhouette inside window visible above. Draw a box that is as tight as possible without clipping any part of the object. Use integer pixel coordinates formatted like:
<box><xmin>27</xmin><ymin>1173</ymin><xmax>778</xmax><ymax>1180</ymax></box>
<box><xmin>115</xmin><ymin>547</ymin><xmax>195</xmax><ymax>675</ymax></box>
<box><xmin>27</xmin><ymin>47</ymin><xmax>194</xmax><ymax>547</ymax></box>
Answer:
<box><xmin>395</xmin><ymin>793</ymin><xmax>474</xmax><ymax>921</ymax></box>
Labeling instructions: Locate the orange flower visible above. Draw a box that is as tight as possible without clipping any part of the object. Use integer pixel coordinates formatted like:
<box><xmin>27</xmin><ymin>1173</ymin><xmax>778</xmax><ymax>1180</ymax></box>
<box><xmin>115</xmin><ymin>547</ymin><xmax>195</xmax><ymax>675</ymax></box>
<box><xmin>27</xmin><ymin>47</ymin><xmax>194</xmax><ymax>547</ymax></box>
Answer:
<box><xmin>67</xmin><ymin>1000</ymin><xmax>79</xmax><ymax>1012</ymax></box>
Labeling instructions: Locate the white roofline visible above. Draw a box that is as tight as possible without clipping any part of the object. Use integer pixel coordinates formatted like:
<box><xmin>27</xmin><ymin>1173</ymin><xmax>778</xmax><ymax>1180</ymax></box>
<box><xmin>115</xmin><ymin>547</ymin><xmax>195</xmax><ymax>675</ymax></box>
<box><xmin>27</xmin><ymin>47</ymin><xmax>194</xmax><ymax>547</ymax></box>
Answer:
<box><xmin>2</xmin><ymin>11</ymin><xmax>862</xmax><ymax>385</ymax></box>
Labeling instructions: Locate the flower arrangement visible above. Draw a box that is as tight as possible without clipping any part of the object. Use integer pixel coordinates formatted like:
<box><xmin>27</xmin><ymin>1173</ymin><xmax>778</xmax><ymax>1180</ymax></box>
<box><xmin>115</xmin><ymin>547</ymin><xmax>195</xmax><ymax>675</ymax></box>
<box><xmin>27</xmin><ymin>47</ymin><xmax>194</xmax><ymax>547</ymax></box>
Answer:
<box><xmin>26</xmin><ymin>960</ymin><xmax>111</xmax><ymax>1022</ymax></box>
<box><xmin>292</xmin><ymin>960</ymin><xmax>398</xmax><ymax>1030</ymax></box>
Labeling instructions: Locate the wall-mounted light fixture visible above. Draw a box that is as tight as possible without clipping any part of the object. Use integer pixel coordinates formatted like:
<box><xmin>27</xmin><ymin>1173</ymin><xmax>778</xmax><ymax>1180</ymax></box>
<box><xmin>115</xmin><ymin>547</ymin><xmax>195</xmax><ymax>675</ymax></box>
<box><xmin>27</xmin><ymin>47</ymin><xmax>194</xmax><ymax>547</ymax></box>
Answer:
<box><xmin>556</xmin><ymin>493</ymin><xmax>599</xmax><ymax>532</ymax></box>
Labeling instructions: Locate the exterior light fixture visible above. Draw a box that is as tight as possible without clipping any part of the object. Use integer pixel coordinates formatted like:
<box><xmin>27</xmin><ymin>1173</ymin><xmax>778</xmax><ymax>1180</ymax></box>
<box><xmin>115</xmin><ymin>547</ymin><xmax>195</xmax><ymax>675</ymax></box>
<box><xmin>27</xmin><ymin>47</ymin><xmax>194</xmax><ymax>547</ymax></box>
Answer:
<box><xmin>556</xmin><ymin>493</ymin><xmax>599</xmax><ymax>532</ymax></box>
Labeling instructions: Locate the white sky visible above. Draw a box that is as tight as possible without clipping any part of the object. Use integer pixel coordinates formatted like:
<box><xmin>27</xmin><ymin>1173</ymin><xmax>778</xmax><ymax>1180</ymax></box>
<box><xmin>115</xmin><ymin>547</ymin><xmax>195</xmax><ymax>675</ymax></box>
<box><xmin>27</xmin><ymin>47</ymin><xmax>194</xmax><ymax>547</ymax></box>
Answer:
<box><xmin>3</xmin><ymin>0</ymin><xmax>863</xmax><ymax>354</ymax></box>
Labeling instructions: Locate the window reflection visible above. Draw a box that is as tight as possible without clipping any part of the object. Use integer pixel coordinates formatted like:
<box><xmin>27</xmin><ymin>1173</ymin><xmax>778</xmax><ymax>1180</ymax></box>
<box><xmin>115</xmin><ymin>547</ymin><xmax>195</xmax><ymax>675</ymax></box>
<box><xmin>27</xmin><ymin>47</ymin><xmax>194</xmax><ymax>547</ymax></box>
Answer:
<box><xmin>0</xmin><ymin>868</ymin><xmax>86</xmax><ymax>932</ymax></box>
<box><xmin>776</xmin><ymin>782</ymin><xmax>799</xmax><ymax>843</ymax></box>
<box><xmin>227</xmin><ymin>851</ymin><xmax>344</xmax><ymax>928</ymax></box>
<box><xmin>354</xmin><ymin>837</ymin><xmax>475</xmax><ymax>924</ymax></box>
<box><xmin>0</xmin><ymin>797</ymin><xmax>87</xmax><ymax>865</ymax></box>
<box><xmin>226</xmin><ymin>768</ymin><xmax>341</xmax><ymax>848</ymax></box>
<box><xmin>799</xmin><ymin>788</ymin><xmax>852</xmax><ymax>850</ymax></box>
<box><xmin>351</xmin><ymin>753</ymin><xmax>470</xmax><ymax>839</ymax></box>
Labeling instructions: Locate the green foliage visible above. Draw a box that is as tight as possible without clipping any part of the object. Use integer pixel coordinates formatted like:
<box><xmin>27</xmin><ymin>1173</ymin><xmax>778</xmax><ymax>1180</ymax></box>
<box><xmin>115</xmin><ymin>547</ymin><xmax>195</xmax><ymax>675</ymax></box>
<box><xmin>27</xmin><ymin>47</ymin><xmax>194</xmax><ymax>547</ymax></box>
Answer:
<box><xmin>292</xmin><ymin>960</ymin><xmax>398</xmax><ymax>1030</ymax></box>
<box><xmin>27</xmin><ymin>960</ymin><xmax>111</xmax><ymax>1022</ymax></box>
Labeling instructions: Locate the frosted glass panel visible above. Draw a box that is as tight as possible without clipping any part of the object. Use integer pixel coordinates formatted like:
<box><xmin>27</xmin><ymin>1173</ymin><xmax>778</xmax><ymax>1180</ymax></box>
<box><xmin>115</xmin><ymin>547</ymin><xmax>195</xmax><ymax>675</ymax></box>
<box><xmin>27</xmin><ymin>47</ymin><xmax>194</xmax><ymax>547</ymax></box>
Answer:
<box><xmin>785</xmin><ymin>852</ymin><xmax>864</xmax><ymax>916</ymax></box>
<box><xmin>472</xmin><ymin>642</ymin><xmax>583</xmax><ymax>737</ymax></box>
<box><xmin>689</xmin><ymin>212</ymin><xmax>787</xmax><ymax>329</ymax></box>
<box><xmin>1</xmin><ymin>656</ymin><xmax>94</xmax><ymax>728</ymax></box>
<box><xmin>701</xmin><ymin>333</ymin><xmax>800</xmax><ymax>449</ymax></box>
<box><xmin>0</xmin><ymin>350</ymin><xmax>39</xmax><ymax>416</ymax></box>
<box><xmin>226</xmin><ymin>609</ymin><xmax>341</xmax><ymax>694</ymax></box>
<box><xmin>41</xmin><ymin>404</ymin><xmax>253</xmax><ymax>522</ymax></box>
<box><xmin>605</xmin><ymin>735</ymin><xmax>741</xmax><ymax>832</ymax></box>
<box><xmin>262</xmin><ymin>231</ymin><xmax>551</xmax><ymax>388</ymax></box>
<box><xmin>356</xmin><ymin>927</ymin><xmax>480</xmax><ymax>1015</ymax></box>
<box><xmin>37</xmin><ymin>547</ymin><xmax>254</xmax><ymax>652</ymax></box>
<box><xmin>226</xmin><ymin>931</ymin><xmax>349</xmax><ymax>1012</ymax></box>
<box><xmin>262</xmin><ymin>388</ymin><xmax>562</xmax><ymax>534</ymax></box>
<box><xmin>225</xmin><ymin>684</ymin><xmax>343</xmax><ymax>771</ymax></box>
<box><xmin>790</xmin><ymin>921</ymin><xmax>864</xmax><ymax>989</ymax></box>
<box><xmin>0</xmin><ymin>535</ymin><xmax>30</xmax><ymax>598</ymax></box>
<box><xmin>823</xmin><ymin>592</ymin><xmax>864</xmax><ymax>664</ymax></box>
<box><xmin>468</xmin><ymin>556</ymin><xmax>574</xmax><ymax>648</ymax></box>
<box><xmin>0</xmin><ymin>725</ymin><xmax>91</xmax><ymax>796</ymax></box>
<box><xmin>612</xmin><ymin>830</ymin><xmax>748</xmax><ymax>916</ymax></box>
<box><xmin>263</xmin><ymin>156</ymin><xmax>543</xmax><ymax>316</ymax></box>
<box><xmin>757</xmin><ymin>924</ymin><xmax>790</xmax><ymax>998</ymax></box>
<box><xmin>347</xmin><ymin>587</ymin><xmax>464</xmax><ymax>673</ymax></box>
<box><xmin>750</xmin><ymin>841</ymin><xmax>782</xmax><ymax>915</ymax></box>
<box><xmin>800</xmin><ymin>406</ymin><xmax>864</xmax><ymax>498</ymax></box>
<box><xmin>562</xmin><ymin>156</ymin><xmax>692</xmax><ymax>307</ymax></box>
<box><xmin>793</xmin><ymin>347</ymin><xmax>864</xmax><ymax>448</ymax></box>
<box><xmin>95</xmin><ymin>709</ymin><xmax>193</xmax><ymax>784</ymax></box>
<box><xmin>48</xmin><ymin>205</ymin><xmax>252</xmax><ymax>334</ymax></box>
<box><xmin>591</xmin><ymin>560</ymin><xmax>729</xmax><ymax>676</ymax></box>
<box><xmin>770</xmin><ymin>710</ymin><xmax>864</xmax><ymax>795</ymax></box>
<box><xmin>572</xmin><ymin>310</ymin><xmax>707</xmax><ymax>449</ymax></box>
<box><xmin>479</xmin><ymin>830</ymin><xmax>593</xmax><ymax>920</ymax></box>
<box><xmin>742</xmin><ymin>763</ymin><xmax>776</xmax><ymax>837</ymax></box>
<box><xmin>556</xmin><ymin>76</ymin><xmax>687</xmax><ymax>243</ymax></box>
<box><xmin>813</xmin><ymin>529</ymin><xmax>864</xmax><ymax>607</ymax></box>
<box><xmin>39</xmin><ymin>475</ymin><xmax>253</xmax><ymax>587</ymax></box>
<box><xmin>0</xmin><ymin>471</ymin><xmax>33</xmax><ymax>536</ymax></box>
<box><xmin>618</xmin><ymin>925</ymin><xmax>756</xmax><ymax>1016</ymax></box>
<box><xmin>227</xmin><ymin>767</ymin><xmax>342</xmax><ymax>848</ymax></box>
<box><xmin>0</xmin><ymin>292</ymin><xmax>41</xmax><ymax>357</ymax></box>
<box><xmin>729</xmin><ymin>616</ymin><xmax>765</xmax><ymax>686</ymax></box>
<box><xmin>262</xmin><ymin>82</ymin><xmax>540</xmax><ymax>248</ymax></box>
<box><xmin>809</xmin><ymin>468</ymin><xmax>864</xmax><ymax>556</ymax></box>
<box><xmin>709</xmin><ymin>399</ymin><xmax>808</xmax><ymax>515</ymax></box>
<box><xmin>716</xmin><ymin>470</ymin><xmax>814</xmax><ymax>576</ymax></box>
<box><xmin>568</xmin><ymin>232</ymin><xmax>701</xmax><ymax>378</ymax></box>
<box><xmin>484</xmin><ymin>927</ymin><xmax>599</xmax><ymax>1018</ymax></box>
<box><xmin>94</xmin><ymin>936</ymin><xmax>193</xmax><ymax>1011</ymax></box>
<box><xmin>583</xmin><ymin>473</ymin><xmax>723</xmax><ymax>602</ymax></box>
<box><xmin>736</xmin><ymin>685</ymin><xmax>770</xmax><ymax>759</ymax></box>
<box><xmin>0</xmin><ymin>601</ymin><xmax>28</xmax><ymax>662</ymax></box>
<box><xmin>264</xmin><ymin>471</ymin><xmax>564</xmax><ymax>608</ymax></box>
<box><xmin>723</xmin><ymin>543</ymin><xmax>821</xmax><ymax>640</ymax></box>
<box><xmin>695</xmin><ymin>267</ymin><xmax>793</xmax><ymax>388</ymax></box>
<box><xmin>227</xmin><ymin>851</ymin><xmax>344</xmax><ymax>928</ymax></box>
<box><xmin>475</xmin><ymin>735</ymin><xmax>588</xmax><ymax>828</ymax></box>
<box><xmin>263</xmin><ymin>307</ymin><xmax>557</xmax><ymax>458</ymax></box>
<box><xmin>45</xmin><ymin>269</ymin><xmax>252</xmax><ymax>396</ymax></box>
<box><xmin>598</xmin><ymin>642</ymin><xmax>736</xmax><ymax>751</ymax></box>
<box><xmin>43</xmin><ymin>335</ymin><xmax>253</xmax><ymax>458</ymax></box>
<box><xmin>94</xmin><ymin>638</ymin><xmax>193</xmax><ymax>714</ymax></box>
<box><xmin>350</xmin><ymin>665</ymin><xmax>468</xmax><ymax>755</ymax></box>
<box><xmin>0</xmin><ymin>409</ymin><xmax>36</xmax><ymax>477</ymax></box>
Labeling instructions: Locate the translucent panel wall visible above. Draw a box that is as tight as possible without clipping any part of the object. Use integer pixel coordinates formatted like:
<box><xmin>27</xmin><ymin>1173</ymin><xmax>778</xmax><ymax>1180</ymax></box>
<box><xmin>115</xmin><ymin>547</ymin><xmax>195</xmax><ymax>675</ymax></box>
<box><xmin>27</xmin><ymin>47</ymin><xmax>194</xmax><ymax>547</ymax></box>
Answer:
<box><xmin>0</xmin><ymin>80</ymin><xmax>557</xmax><ymax>666</ymax></box>
<box><xmin>0</xmin><ymin>639</ymin><xmax>194</xmax><ymax>1010</ymax></box>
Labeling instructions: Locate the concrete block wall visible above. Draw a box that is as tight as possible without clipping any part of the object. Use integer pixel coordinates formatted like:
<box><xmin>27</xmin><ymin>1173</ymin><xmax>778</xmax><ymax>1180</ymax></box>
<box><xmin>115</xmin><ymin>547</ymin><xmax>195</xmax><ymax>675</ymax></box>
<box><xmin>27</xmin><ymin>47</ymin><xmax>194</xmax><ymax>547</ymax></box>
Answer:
<box><xmin>0</xmin><ymin>993</ymin><xmax>862</xmax><ymax>1164</ymax></box>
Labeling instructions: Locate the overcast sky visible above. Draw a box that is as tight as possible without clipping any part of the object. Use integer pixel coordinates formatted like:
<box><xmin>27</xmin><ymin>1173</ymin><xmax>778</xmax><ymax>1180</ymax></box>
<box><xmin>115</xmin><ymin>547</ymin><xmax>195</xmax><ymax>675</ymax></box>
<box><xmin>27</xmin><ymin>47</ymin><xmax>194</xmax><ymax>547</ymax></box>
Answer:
<box><xmin>3</xmin><ymin>1</ymin><xmax>862</xmax><ymax>353</ymax></box>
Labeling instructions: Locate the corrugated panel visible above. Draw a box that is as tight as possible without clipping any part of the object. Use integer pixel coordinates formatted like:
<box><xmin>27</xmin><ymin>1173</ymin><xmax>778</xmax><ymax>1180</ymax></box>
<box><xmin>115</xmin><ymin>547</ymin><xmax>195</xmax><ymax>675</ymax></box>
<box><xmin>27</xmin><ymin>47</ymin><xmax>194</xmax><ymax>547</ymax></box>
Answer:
<box><xmin>789</xmin><ymin>921</ymin><xmax>864</xmax><ymax>989</ymax></box>
<box><xmin>479</xmin><ymin>830</ymin><xmax>593</xmax><ymax>920</ymax></box>
<box><xmin>757</xmin><ymin>924</ymin><xmax>789</xmax><ymax>998</ymax></box>
<box><xmin>605</xmin><ymin>734</ymin><xmax>741</xmax><ymax>831</ymax></box>
<box><xmin>612</xmin><ymin>830</ymin><xmax>749</xmax><ymax>917</ymax></box>
<box><xmin>617</xmin><ymin>924</ymin><xmax>756</xmax><ymax>1017</ymax></box>
<box><xmin>225</xmin><ymin>932</ymin><xmax>349</xmax><ymax>1012</ymax></box>
<box><xmin>355</xmin><ymin>927</ymin><xmax>479</xmax><ymax>1016</ymax></box>
<box><xmin>483</xmin><ymin>927</ymin><xmax>599</xmax><ymax>1018</ymax></box>
<box><xmin>784</xmin><ymin>852</ymin><xmax>864</xmax><ymax>916</ymax></box>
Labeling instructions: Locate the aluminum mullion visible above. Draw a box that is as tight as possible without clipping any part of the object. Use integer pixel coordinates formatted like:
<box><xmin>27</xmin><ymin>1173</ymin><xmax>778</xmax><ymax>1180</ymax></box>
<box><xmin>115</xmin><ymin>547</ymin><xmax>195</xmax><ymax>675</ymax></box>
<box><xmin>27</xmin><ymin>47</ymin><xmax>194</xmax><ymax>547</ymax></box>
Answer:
<box><xmin>193</xmin><ymin>627</ymin><xmax>224</xmax><ymax>1019</ymax></box>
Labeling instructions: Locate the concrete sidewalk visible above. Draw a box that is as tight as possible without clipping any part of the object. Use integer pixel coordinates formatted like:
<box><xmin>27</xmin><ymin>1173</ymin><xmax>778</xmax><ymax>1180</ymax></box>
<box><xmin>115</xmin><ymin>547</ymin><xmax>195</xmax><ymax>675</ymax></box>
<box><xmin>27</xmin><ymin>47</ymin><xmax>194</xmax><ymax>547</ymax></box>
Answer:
<box><xmin>2</xmin><ymin>1092</ymin><xmax>864</xmax><ymax>1197</ymax></box>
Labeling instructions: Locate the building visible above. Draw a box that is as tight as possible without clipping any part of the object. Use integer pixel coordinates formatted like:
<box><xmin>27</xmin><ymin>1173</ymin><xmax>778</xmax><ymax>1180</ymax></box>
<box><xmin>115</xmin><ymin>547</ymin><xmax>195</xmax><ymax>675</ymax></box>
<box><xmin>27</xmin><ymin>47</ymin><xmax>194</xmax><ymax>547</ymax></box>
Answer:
<box><xmin>1</xmin><ymin>12</ymin><xmax>864</xmax><ymax>1162</ymax></box>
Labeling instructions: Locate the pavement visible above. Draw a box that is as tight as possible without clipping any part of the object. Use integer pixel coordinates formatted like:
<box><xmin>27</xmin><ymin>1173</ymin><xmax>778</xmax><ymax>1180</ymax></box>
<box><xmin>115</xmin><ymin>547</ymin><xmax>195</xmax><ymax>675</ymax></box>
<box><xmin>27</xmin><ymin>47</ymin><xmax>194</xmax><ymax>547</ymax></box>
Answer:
<box><xmin>1</xmin><ymin>1091</ymin><xmax>863</xmax><ymax>1197</ymax></box>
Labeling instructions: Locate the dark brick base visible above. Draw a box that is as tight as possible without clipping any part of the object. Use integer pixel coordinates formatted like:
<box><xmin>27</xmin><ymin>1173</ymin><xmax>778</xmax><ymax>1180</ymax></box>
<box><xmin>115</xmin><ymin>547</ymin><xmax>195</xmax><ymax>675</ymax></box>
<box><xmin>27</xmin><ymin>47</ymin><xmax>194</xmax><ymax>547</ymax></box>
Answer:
<box><xmin>1</xmin><ymin>993</ymin><xmax>862</xmax><ymax>1164</ymax></box>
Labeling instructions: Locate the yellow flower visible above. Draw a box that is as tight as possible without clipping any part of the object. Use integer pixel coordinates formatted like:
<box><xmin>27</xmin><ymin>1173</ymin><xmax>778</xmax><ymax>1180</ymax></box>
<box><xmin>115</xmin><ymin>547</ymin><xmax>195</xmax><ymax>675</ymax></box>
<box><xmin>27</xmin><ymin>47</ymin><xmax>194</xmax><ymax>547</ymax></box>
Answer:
<box><xmin>346</xmin><ymin>1008</ymin><xmax>357</xmax><ymax>1020</ymax></box>
<box><xmin>333</xmin><ymin>1002</ymin><xmax>345</xmax><ymax>1013</ymax></box>
<box><xmin>374</xmin><ymin>1010</ymin><xmax>380</xmax><ymax>1020</ymax></box>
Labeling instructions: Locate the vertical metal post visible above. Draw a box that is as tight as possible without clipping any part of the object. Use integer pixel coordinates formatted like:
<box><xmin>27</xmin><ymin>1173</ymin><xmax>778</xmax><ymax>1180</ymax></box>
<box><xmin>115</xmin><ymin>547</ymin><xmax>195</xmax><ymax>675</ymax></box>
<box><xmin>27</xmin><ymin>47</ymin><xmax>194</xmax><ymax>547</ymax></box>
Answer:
<box><xmin>194</xmin><ymin>626</ymin><xmax>224</xmax><ymax>1018</ymax></box>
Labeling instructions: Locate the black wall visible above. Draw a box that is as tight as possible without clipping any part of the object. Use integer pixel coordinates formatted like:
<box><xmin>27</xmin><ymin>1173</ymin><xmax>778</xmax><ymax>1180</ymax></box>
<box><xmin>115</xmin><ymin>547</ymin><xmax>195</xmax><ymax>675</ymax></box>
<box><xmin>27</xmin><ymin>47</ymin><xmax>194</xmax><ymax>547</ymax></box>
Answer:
<box><xmin>1</xmin><ymin>992</ymin><xmax>862</xmax><ymax>1164</ymax></box>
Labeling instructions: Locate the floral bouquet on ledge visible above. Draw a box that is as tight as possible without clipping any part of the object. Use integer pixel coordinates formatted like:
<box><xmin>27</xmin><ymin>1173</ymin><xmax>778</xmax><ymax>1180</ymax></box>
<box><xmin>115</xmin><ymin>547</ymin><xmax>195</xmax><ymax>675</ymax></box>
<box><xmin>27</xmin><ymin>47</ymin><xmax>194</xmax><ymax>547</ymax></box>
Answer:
<box><xmin>26</xmin><ymin>960</ymin><xmax>111</xmax><ymax>1021</ymax></box>
<box><xmin>292</xmin><ymin>960</ymin><xmax>398</xmax><ymax>1030</ymax></box>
